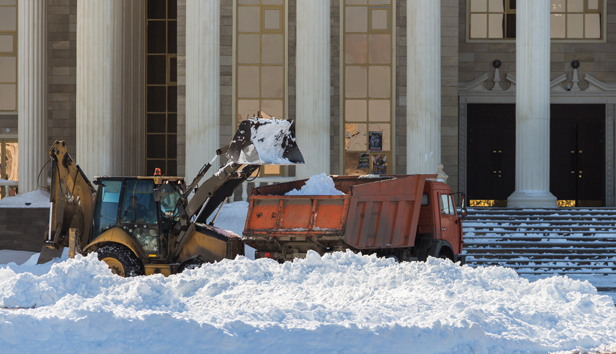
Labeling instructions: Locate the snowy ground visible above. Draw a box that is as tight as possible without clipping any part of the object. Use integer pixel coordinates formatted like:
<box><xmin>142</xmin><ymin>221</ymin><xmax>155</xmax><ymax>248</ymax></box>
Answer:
<box><xmin>1</xmin><ymin>198</ymin><xmax>616</xmax><ymax>353</ymax></box>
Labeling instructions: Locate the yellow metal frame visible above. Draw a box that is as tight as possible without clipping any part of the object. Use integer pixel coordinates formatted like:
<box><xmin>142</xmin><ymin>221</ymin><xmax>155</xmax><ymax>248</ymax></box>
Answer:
<box><xmin>83</xmin><ymin>228</ymin><xmax>146</xmax><ymax>261</ymax></box>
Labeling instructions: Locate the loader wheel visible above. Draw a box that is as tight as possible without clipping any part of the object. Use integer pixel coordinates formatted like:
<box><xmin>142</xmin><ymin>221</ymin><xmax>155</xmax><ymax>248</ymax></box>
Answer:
<box><xmin>97</xmin><ymin>244</ymin><xmax>144</xmax><ymax>277</ymax></box>
<box><xmin>178</xmin><ymin>258</ymin><xmax>205</xmax><ymax>273</ymax></box>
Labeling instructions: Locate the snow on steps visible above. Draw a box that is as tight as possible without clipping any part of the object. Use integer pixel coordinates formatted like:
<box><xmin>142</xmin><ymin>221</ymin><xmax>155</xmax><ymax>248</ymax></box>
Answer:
<box><xmin>462</xmin><ymin>208</ymin><xmax>616</xmax><ymax>275</ymax></box>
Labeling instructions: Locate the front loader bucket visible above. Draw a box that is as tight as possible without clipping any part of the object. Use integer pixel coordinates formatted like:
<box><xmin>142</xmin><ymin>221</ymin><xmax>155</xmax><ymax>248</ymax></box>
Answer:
<box><xmin>227</xmin><ymin>118</ymin><xmax>304</xmax><ymax>165</ymax></box>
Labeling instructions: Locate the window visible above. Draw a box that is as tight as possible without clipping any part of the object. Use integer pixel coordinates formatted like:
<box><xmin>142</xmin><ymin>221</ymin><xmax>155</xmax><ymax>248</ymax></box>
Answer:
<box><xmin>343</xmin><ymin>0</ymin><xmax>394</xmax><ymax>176</ymax></box>
<box><xmin>146</xmin><ymin>0</ymin><xmax>178</xmax><ymax>176</ymax></box>
<box><xmin>0</xmin><ymin>139</ymin><xmax>17</xmax><ymax>199</ymax></box>
<box><xmin>468</xmin><ymin>0</ymin><xmax>604</xmax><ymax>40</ymax></box>
<box><xmin>0</xmin><ymin>0</ymin><xmax>17</xmax><ymax>111</ymax></box>
<box><xmin>236</xmin><ymin>0</ymin><xmax>286</xmax><ymax>176</ymax></box>
<box><xmin>440</xmin><ymin>194</ymin><xmax>455</xmax><ymax>215</ymax></box>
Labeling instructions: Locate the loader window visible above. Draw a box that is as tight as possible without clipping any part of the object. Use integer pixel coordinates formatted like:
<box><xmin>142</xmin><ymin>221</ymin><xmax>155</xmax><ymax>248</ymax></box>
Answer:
<box><xmin>92</xmin><ymin>180</ymin><xmax>122</xmax><ymax>238</ymax></box>
<box><xmin>121</xmin><ymin>180</ymin><xmax>158</xmax><ymax>225</ymax></box>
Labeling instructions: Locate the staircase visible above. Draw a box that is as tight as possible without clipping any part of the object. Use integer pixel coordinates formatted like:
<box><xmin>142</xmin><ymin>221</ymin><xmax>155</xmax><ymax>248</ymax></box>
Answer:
<box><xmin>462</xmin><ymin>208</ymin><xmax>616</xmax><ymax>299</ymax></box>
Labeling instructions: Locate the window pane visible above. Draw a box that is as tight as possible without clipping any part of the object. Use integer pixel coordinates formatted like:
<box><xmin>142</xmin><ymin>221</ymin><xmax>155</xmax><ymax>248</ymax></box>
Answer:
<box><xmin>261</xmin><ymin>100</ymin><xmax>283</xmax><ymax>119</ymax></box>
<box><xmin>0</xmin><ymin>56</ymin><xmax>16</xmax><ymax>82</ymax></box>
<box><xmin>237</xmin><ymin>66</ymin><xmax>260</xmax><ymax>98</ymax></box>
<box><xmin>262</xmin><ymin>0</ymin><xmax>283</xmax><ymax>4</ymax></box>
<box><xmin>368</xmin><ymin>99</ymin><xmax>390</xmax><ymax>122</ymax></box>
<box><xmin>370</xmin><ymin>9</ymin><xmax>388</xmax><ymax>31</ymax></box>
<box><xmin>470</xmin><ymin>14</ymin><xmax>488</xmax><ymax>38</ymax></box>
<box><xmin>368</xmin><ymin>66</ymin><xmax>390</xmax><ymax>98</ymax></box>
<box><xmin>0</xmin><ymin>84</ymin><xmax>16</xmax><ymax>111</ymax></box>
<box><xmin>345</xmin><ymin>66</ymin><xmax>368</xmax><ymax>98</ymax></box>
<box><xmin>147</xmin><ymin>21</ymin><xmax>166</xmax><ymax>53</ymax></box>
<box><xmin>238</xmin><ymin>99</ymin><xmax>260</xmax><ymax>120</ymax></box>
<box><xmin>345</xmin><ymin>34</ymin><xmax>368</xmax><ymax>64</ymax></box>
<box><xmin>0</xmin><ymin>35</ymin><xmax>13</xmax><ymax>52</ymax></box>
<box><xmin>506</xmin><ymin>14</ymin><xmax>516</xmax><ymax>38</ymax></box>
<box><xmin>169</xmin><ymin>57</ymin><xmax>177</xmax><ymax>83</ymax></box>
<box><xmin>346</xmin><ymin>100</ymin><xmax>368</xmax><ymax>122</ymax></box>
<box><xmin>551</xmin><ymin>0</ymin><xmax>566</xmax><ymax>12</ymax></box>
<box><xmin>167</xmin><ymin>114</ymin><xmax>177</xmax><ymax>133</ymax></box>
<box><xmin>567</xmin><ymin>13</ymin><xmax>584</xmax><ymax>38</ymax></box>
<box><xmin>345</xmin><ymin>123</ymin><xmax>367</xmax><ymax>151</ymax></box>
<box><xmin>488</xmin><ymin>0</ymin><xmax>504</xmax><ymax>12</ymax></box>
<box><xmin>440</xmin><ymin>195</ymin><xmax>449</xmax><ymax>215</ymax></box>
<box><xmin>263</xmin><ymin>165</ymin><xmax>280</xmax><ymax>175</ymax></box>
<box><xmin>471</xmin><ymin>0</ymin><xmax>488</xmax><ymax>12</ymax></box>
<box><xmin>4</xmin><ymin>142</ymin><xmax>17</xmax><ymax>181</ymax></box>
<box><xmin>167</xmin><ymin>86</ymin><xmax>177</xmax><ymax>113</ymax></box>
<box><xmin>346</xmin><ymin>7</ymin><xmax>368</xmax><ymax>32</ymax></box>
<box><xmin>567</xmin><ymin>0</ymin><xmax>583</xmax><ymax>12</ymax></box>
<box><xmin>585</xmin><ymin>14</ymin><xmax>601</xmax><ymax>38</ymax></box>
<box><xmin>167</xmin><ymin>134</ymin><xmax>177</xmax><ymax>159</ymax></box>
<box><xmin>147</xmin><ymin>86</ymin><xmax>166</xmax><ymax>112</ymax></box>
<box><xmin>261</xmin><ymin>34</ymin><xmax>283</xmax><ymax>64</ymax></box>
<box><xmin>167</xmin><ymin>160</ymin><xmax>177</xmax><ymax>177</ymax></box>
<box><xmin>238</xmin><ymin>7</ymin><xmax>260</xmax><ymax>32</ymax></box>
<box><xmin>488</xmin><ymin>13</ymin><xmax>504</xmax><ymax>38</ymax></box>
<box><xmin>263</xmin><ymin>9</ymin><xmax>281</xmax><ymax>30</ymax></box>
<box><xmin>147</xmin><ymin>134</ymin><xmax>166</xmax><ymax>158</ymax></box>
<box><xmin>147</xmin><ymin>114</ymin><xmax>167</xmax><ymax>133</ymax></box>
<box><xmin>588</xmin><ymin>0</ymin><xmax>599</xmax><ymax>10</ymax></box>
<box><xmin>238</xmin><ymin>34</ymin><xmax>260</xmax><ymax>64</ymax></box>
<box><xmin>168</xmin><ymin>0</ymin><xmax>177</xmax><ymax>19</ymax></box>
<box><xmin>260</xmin><ymin>66</ymin><xmax>283</xmax><ymax>98</ymax></box>
<box><xmin>368</xmin><ymin>123</ymin><xmax>390</xmax><ymax>151</ymax></box>
<box><xmin>551</xmin><ymin>14</ymin><xmax>566</xmax><ymax>38</ymax></box>
<box><xmin>147</xmin><ymin>0</ymin><xmax>166</xmax><ymax>19</ymax></box>
<box><xmin>368</xmin><ymin>34</ymin><xmax>390</xmax><ymax>64</ymax></box>
<box><xmin>147</xmin><ymin>55</ymin><xmax>166</xmax><ymax>84</ymax></box>
<box><xmin>168</xmin><ymin>21</ymin><xmax>177</xmax><ymax>54</ymax></box>
<box><xmin>0</xmin><ymin>7</ymin><xmax>16</xmax><ymax>31</ymax></box>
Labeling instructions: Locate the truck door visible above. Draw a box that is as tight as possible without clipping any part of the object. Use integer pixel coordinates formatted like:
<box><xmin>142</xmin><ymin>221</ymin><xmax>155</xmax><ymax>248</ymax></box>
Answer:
<box><xmin>438</xmin><ymin>193</ymin><xmax>459</xmax><ymax>246</ymax></box>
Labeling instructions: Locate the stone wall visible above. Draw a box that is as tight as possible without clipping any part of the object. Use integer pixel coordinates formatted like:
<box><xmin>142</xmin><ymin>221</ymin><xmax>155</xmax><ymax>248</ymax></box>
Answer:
<box><xmin>47</xmin><ymin>0</ymin><xmax>77</xmax><ymax>158</ymax></box>
<box><xmin>0</xmin><ymin>208</ymin><xmax>49</xmax><ymax>252</ymax></box>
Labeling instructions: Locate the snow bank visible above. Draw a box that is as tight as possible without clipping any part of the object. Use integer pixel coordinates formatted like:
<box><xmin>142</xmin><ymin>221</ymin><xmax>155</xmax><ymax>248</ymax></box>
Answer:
<box><xmin>0</xmin><ymin>250</ymin><xmax>37</xmax><ymax>266</ymax></box>
<box><xmin>285</xmin><ymin>173</ymin><xmax>344</xmax><ymax>196</ymax></box>
<box><xmin>0</xmin><ymin>190</ymin><xmax>50</xmax><ymax>208</ymax></box>
<box><xmin>1</xmin><ymin>252</ymin><xmax>615</xmax><ymax>353</ymax></box>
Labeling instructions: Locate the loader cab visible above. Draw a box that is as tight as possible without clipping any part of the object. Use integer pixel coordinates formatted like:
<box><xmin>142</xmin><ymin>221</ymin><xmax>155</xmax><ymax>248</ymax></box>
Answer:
<box><xmin>90</xmin><ymin>176</ymin><xmax>184</xmax><ymax>259</ymax></box>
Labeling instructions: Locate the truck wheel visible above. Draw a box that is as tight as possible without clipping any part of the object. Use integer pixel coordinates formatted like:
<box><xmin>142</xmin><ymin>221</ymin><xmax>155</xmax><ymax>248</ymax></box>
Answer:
<box><xmin>97</xmin><ymin>244</ymin><xmax>144</xmax><ymax>277</ymax></box>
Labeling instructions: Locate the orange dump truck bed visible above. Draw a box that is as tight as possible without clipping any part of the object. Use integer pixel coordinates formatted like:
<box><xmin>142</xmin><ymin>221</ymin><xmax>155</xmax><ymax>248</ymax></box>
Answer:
<box><xmin>243</xmin><ymin>174</ymin><xmax>438</xmax><ymax>262</ymax></box>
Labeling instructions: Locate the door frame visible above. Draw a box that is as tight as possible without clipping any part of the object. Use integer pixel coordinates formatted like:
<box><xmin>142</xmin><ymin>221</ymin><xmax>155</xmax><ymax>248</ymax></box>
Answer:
<box><xmin>459</xmin><ymin>97</ymin><xmax>615</xmax><ymax>207</ymax></box>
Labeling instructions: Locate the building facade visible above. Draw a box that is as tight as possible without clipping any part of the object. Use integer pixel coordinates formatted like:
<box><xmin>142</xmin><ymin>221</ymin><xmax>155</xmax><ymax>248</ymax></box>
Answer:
<box><xmin>0</xmin><ymin>0</ymin><xmax>614</xmax><ymax>207</ymax></box>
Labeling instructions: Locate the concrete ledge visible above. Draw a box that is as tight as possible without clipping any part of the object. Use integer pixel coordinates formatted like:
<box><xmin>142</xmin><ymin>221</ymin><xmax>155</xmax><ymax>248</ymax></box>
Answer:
<box><xmin>0</xmin><ymin>207</ymin><xmax>49</xmax><ymax>252</ymax></box>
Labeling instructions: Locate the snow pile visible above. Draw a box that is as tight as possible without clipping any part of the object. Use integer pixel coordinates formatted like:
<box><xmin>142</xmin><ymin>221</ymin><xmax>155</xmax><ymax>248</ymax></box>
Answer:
<box><xmin>1</xmin><ymin>252</ymin><xmax>615</xmax><ymax>353</ymax></box>
<box><xmin>285</xmin><ymin>173</ymin><xmax>344</xmax><ymax>196</ymax></box>
<box><xmin>0</xmin><ymin>189</ymin><xmax>50</xmax><ymax>208</ymax></box>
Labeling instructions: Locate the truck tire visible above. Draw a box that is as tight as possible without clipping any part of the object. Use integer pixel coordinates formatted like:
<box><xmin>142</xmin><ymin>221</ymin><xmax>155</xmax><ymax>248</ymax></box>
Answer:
<box><xmin>97</xmin><ymin>244</ymin><xmax>144</xmax><ymax>277</ymax></box>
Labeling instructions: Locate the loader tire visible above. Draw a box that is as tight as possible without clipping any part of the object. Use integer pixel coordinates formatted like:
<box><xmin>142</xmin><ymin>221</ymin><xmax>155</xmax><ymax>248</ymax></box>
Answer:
<box><xmin>97</xmin><ymin>244</ymin><xmax>144</xmax><ymax>277</ymax></box>
<box><xmin>178</xmin><ymin>258</ymin><xmax>205</xmax><ymax>273</ymax></box>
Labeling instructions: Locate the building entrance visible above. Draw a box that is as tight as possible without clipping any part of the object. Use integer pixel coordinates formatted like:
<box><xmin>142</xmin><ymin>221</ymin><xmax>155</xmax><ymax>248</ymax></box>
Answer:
<box><xmin>467</xmin><ymin>104</ymin><xmax>516</xmax><ymax>207</ymax></box>
<box><xmin>550</xmin><ymin>104</ymin><xmax>605</xmax><ymax>207</ymax></box>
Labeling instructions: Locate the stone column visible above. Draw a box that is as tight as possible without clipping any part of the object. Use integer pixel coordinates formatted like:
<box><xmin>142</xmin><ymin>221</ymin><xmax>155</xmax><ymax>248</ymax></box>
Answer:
<box><xmin>76</xmin><ymin>1</ymin><xmax>145</xmax><ymax>178</ymax></box>
<box><xmin>17</xmin><ymin>0</ymin><xmax>47</xmax><ymax>193</ymax></box>
<box><xmin>185</xmin><ymin>0</ymin><xmax>220</xmax><ymax>182</ymax></box>
<box><xmin>406</xmin><ymin>0</ymin><xmax>441</xmax><ymax>175</ymax></box>
<box><xmin>507</xmin><ymin>0</ymin><xmax>557</xmax><ymax>207</ymax></box>
<box><xmin>296</xmin><ymin>0</ymin><xmax>330</xmax><ymax>179</ymax></box>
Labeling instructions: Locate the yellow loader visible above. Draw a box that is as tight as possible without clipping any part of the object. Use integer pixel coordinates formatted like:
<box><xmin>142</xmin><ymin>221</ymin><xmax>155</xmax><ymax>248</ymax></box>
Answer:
<box><xmin>38</xmin><ymin>118</ymin><xmax>304</xmax><ymax>276</ymax></box>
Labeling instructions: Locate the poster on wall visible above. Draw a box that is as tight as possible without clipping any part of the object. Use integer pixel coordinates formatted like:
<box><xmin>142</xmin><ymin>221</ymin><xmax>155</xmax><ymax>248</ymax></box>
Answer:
<box><xmin>372</xmin><ymin>154</ymin><xmax>387</xmax><ymax>174</ymax></box>
<box><xmin>368</xmin><ymin>131</ymin><xmax>382</xmax><ymax>152</ymax></box>
<box><xmin>357</xmin><ymin>153</ymin><xmax>369</xmax><ymax>169</ymax></box>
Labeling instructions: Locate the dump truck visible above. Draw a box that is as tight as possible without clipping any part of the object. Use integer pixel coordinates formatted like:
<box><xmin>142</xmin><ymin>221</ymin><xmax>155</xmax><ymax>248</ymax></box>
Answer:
<box><xmin>39</xmin><ymin>118</ymin><xmax>304</xmax><ymax>276</ymax></box>
<box><xmin>242</xmin><ymin>174</ymin><xmax>466</xmax><ymax>263</ymax></box>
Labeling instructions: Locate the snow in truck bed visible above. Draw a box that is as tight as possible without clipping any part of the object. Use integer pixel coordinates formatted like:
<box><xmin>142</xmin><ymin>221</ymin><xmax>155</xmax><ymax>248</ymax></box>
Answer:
<box><xmin>1</xmin><ymin>251</ymin><xmax>615</xmax><ymax>354</ymax></box>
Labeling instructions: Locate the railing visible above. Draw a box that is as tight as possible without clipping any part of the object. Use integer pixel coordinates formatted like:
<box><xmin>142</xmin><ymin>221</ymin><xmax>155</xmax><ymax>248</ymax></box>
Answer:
<box><xmin>0</xmin><ymin>180</ymin><xmax>18</xmax><ymax>199</ymax></box>
<box><xmin>239</xmin><ymin>177</ymin><xmax>297</xmax><ymax>201</ymax></box>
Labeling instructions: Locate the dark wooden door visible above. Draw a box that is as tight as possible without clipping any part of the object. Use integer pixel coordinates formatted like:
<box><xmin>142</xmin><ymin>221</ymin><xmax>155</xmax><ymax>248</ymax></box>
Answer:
<box><xmin>467</xmin><ymin>104</ymin><xmax>516</xmax><ymax>206</ymax></box>
<box><xmin>550</xmin><ymin>105</ymin><xmax>605</xmax><ymax>207</ymax></box>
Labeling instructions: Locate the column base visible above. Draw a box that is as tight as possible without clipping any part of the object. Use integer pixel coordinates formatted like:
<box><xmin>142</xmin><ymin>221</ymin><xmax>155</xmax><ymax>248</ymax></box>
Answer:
<box><xmin>507</xmin><ymin>190</ymin><xmax>557</xmax><ymax>208</ymax></box>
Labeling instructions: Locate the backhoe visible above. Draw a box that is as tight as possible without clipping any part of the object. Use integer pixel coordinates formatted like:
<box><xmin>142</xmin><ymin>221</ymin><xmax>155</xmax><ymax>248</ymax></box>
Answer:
<box><xmin>38</xmin><ymin>118</ymin><xmax>304</xmax><ymax>276</ymax></box>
